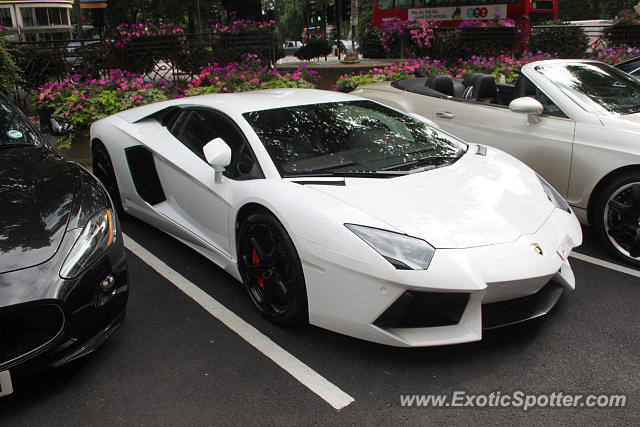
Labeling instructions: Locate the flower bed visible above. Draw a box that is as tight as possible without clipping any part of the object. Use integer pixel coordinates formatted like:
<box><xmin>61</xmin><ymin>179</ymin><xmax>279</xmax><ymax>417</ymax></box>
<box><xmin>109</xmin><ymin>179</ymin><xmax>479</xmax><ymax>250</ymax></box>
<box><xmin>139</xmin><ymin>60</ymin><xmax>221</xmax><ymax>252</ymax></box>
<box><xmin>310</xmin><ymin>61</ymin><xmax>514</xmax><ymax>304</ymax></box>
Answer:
<box><xmin>453</xmin><ymin>51</ymin><xmax>557</xmax><ymax>84</ymax></box>
<box><xmin>35</xmin><ymin>55</ymin><xmax>319</xmax><ymax>145</ymax></box>
<box><xmin>36</xmin><ymin>70</ymin><xmax>171</xmax><ymax>146</ymax></box>
<box><xmin>335</xmin><ymin>46</ymin><xmax>640</xmax><ymax>92</ymax></box>
<box><xmin>589</xmin><ymin>45</ymin><xmax>640</xmax><ymax>65</ymax></box>
<box><xmin>336</xmin><ymin>57</ymin><xmax>447</xmax><ymax>92</ymax></box>
<box><xmin>184</xmin><ymin>54</ymin><xmax>318</xmax><ymax>95</ymax></box>
<box><xmin>336</xmin><ymin>52</ymin><xmax>553</xmax><ymax>92</ymax></box>
<box><xmin>376</xmin><ymin>15</ymin><xmax>520</xmax><ymax>60</ymax></box>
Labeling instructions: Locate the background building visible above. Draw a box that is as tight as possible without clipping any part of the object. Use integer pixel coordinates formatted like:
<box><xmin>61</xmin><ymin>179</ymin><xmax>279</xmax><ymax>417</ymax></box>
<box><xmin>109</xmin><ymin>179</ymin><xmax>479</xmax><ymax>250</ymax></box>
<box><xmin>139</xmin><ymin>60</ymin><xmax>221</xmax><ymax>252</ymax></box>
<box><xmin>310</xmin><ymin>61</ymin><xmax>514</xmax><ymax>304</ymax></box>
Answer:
<box><xmin>0</xmin><ymin>0</ymin><xmax>73</xmax><ymax>41</ymax></box>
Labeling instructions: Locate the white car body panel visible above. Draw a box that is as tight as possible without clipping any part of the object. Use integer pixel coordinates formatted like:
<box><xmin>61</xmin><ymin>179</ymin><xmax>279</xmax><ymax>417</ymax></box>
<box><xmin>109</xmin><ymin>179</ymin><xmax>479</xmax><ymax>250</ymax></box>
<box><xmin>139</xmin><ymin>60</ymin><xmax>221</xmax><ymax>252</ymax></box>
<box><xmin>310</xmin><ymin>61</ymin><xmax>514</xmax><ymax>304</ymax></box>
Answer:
<box><xmin>90</xmin><ymin>89</ymin><xmax>582</xmax><ymax>347</ymax></box>
<box><xmin>354</xmin><ymin>59</ymin><xmax>640</xmax><ymax>226</ymax></box>
<box><xmin>307</xmin><ymin>149</ymin><xmax>555</xmax><ymax>248</ymax></box>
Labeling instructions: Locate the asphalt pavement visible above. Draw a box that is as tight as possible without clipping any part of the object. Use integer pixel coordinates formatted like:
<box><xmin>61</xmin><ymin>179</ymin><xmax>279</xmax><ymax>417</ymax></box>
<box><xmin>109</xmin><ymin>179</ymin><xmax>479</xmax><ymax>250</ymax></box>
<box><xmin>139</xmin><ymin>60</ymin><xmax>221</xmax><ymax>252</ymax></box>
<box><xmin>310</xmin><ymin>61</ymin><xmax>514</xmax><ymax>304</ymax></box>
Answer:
<box><xmin>0</xmin><ymin>216</ymin><xmax>638</xmax><ymax>426</ymax></box>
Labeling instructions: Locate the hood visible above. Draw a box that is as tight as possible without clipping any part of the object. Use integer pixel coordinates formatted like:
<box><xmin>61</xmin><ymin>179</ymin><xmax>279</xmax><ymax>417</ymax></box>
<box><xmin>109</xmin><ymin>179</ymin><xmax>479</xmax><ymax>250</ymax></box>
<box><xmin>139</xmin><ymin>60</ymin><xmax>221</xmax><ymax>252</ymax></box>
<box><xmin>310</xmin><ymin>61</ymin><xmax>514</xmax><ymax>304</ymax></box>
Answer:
<box><xmin>0</xmin><ymin>146</ymin><xmax>75</xmax><ymax>273</ymax></box>
<box><xmin>306</xmin><ymin>148</ymin><xmax>554</xmax><ymax>249</ymax></box>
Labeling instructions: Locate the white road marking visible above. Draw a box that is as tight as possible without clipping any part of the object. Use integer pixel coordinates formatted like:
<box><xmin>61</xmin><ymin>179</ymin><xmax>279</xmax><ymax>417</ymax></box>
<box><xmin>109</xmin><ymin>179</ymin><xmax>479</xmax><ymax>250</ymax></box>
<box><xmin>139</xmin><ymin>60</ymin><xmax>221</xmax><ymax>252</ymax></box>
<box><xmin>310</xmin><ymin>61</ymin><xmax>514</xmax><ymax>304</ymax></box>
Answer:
<box><xmin>123</xmin><ymin>234</ymin><xmax>355</xmax><ymax>411</ymax></box>
<box><xmin>570</xmin><ymin>252</ymin><xmax>640</xmax><ymax>279</ymax></box>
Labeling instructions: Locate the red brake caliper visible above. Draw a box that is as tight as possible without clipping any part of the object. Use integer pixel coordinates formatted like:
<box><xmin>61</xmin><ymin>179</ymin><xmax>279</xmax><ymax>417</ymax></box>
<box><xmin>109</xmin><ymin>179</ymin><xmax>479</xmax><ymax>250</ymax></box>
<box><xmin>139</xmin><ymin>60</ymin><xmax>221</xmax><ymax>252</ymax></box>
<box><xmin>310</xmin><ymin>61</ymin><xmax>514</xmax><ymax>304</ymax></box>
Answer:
<box><xmin>251</xmin><ymin>248</ymin><xmax>265</xmax><ymax>289</ymax></box>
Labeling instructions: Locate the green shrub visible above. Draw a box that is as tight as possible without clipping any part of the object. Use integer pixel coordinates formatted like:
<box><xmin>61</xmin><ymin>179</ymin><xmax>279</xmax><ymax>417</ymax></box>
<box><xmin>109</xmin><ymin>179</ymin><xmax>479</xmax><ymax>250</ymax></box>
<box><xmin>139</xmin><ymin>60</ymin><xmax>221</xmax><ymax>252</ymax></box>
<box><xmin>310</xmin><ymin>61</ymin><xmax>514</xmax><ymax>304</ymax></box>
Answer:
<box><xmin>295</xmin><ymin>40</ymin><xmax>332</xmax><ymax>60</ymax></box>
<box><xmin>360</xmin><ymin>27</ymin><xmax>386</xmax><ymax>59</ymax></box>
<box><xmin>605</xmin><ymin>20</ymin><xmax>640</xmax><ymax>48</ymax></box>
<box><xmin>530</xmin><ymin>22</ymin><xmax>588</xmax><ymax>58</ymax></box>
<box><xmin>424</xmin><ymin>30</ymin><xmax>459</xmax><ymax>63</ymax></box>
<box><xmin>336</xmin><ymin>74</ymin><xmax>388</xmax><ymax>92</ymax></box>
<box><xmin>456</xmin><ymin>26</ymin><xmax>520</xmax><ymax>59</ymax></box>
<box><xmin>35</xmin><ymin>71</ymin><xmax>172</xmax><ymax>146</ymax></box>
<box><xmin>9</xmin><ymin>44</ymin><xmax>68</xmax><ymax>91</ymax></box>
<box><xmin>0</xmin><ymin>38</ymin><xmax>21</xmax><ymax>95</ymax></box>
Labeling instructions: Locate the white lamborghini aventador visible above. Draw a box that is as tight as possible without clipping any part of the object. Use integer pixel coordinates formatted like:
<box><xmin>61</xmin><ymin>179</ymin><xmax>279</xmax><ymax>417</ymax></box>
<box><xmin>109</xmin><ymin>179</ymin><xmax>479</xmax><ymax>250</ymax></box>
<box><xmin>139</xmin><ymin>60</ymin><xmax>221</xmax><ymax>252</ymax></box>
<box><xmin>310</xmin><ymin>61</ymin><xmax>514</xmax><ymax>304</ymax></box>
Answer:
<box><xmin>90</xmin><ymin>89</ymin><xmax>582</xmax><ymax>347</ymax></box>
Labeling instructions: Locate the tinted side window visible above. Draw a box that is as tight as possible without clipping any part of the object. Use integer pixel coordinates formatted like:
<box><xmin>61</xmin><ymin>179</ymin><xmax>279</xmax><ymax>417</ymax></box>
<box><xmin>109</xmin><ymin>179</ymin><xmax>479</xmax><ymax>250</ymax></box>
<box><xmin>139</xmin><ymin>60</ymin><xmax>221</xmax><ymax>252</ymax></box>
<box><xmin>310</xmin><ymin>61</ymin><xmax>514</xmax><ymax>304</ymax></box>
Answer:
<box><xmin>170</xmin><ymin>108</ymin><xmax>262</xmax><ymax>180</ymax></box>
<box><xmin>170</xmin><ymin>109</ymin><xmax>215</xmax><ymax>160</ymax></box>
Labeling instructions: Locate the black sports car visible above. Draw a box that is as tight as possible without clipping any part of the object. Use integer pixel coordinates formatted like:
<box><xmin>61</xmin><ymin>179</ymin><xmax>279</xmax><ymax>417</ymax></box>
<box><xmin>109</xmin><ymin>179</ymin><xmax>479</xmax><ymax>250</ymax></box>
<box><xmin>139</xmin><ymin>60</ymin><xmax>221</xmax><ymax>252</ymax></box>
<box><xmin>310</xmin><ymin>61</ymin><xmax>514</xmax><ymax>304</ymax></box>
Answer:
<box><xmin>0</xmin><ymin>94</ymin><xmax>128</xmax><ymax>397</ymax></box>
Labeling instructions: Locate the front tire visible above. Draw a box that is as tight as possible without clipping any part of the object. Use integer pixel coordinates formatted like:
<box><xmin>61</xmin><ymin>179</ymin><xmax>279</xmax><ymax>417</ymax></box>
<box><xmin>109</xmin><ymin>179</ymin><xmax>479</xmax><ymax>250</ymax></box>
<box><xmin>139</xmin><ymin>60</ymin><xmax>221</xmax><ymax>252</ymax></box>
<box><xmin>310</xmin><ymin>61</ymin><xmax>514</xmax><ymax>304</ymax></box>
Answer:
<box><xmin>594</xmin><ymin>172</ymin><xmax>640</xmax><ymax>267</ymax></box>
<box><xmin>237</xmin><ymin>212</ymin><xmax>308</xmax><ymax>326</ymax></box>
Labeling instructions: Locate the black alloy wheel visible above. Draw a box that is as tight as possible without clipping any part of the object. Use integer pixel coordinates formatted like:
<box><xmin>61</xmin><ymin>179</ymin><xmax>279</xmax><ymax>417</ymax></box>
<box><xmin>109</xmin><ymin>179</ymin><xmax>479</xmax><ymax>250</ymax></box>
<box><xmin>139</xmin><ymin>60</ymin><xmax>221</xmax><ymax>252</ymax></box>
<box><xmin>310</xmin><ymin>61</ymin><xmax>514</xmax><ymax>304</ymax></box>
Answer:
<box><xmin>237</xmin><ymin>211</ymin><xmax>308</xmax><ymax>325</ymax></box>
<box><xmin>595</xmin><ymin>172</ymin><xmax>640</xmax><ymax>266</ymax></box>
<box><xmin>91</xmin><ymin>141</ymin><xmax>124</xmax><ymax>214</ymax></box>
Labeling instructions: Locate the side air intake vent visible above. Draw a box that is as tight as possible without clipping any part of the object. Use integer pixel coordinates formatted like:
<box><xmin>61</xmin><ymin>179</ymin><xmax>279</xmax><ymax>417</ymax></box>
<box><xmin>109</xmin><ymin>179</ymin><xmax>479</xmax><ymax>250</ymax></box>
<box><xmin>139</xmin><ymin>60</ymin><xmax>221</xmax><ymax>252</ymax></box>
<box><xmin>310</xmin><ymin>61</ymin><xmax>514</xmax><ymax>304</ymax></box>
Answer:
<box><xmin>374</xmin><ymin>291</ymin><xmax>469</xmax><ymax>328</ymax></box>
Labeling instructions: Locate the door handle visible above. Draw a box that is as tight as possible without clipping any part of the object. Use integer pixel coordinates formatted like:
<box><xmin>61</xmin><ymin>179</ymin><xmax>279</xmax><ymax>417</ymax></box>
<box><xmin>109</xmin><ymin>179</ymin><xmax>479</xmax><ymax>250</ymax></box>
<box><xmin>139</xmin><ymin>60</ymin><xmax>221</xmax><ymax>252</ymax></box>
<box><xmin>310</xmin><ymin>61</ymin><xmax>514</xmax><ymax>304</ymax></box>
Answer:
<box><xmin>436</xmin><ymin>112</ymin><xmax>455</xmax><ymax>119</ymax></box>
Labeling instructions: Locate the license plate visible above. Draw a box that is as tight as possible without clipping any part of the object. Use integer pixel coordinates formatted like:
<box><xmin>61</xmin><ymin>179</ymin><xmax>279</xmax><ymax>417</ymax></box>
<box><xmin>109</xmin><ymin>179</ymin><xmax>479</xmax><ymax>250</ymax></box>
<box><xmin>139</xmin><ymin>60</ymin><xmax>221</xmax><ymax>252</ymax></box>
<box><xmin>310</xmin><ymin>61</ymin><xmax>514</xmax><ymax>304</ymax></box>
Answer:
<box><xmin>556</xmin><ymin>235</ymin><xmax>574</xmax><ymax>261</ymax></box>
<box><xmin>0</xmin><ymin>370</ymin><xmax>13</xmax><ymax>397</ymax></box>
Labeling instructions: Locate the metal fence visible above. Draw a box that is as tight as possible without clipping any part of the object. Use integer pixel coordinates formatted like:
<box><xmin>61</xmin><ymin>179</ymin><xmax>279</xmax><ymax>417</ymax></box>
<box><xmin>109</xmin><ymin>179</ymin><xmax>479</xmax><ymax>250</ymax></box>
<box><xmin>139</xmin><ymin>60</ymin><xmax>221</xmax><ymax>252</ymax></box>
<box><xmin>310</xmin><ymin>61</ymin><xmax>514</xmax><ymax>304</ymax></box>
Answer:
<box><xmin>8</xmin><ymin>31</ymin><xmax>279</xmax><ymax>97</ymax></box>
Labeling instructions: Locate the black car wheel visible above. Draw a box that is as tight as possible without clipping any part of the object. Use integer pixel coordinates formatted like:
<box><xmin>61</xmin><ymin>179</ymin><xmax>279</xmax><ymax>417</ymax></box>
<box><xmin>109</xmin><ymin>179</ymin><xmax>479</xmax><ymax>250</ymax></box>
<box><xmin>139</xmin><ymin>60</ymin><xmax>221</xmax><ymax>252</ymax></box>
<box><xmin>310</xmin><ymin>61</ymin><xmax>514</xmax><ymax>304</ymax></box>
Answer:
<box><xmin>594</xmin><ymin>172</ymin><xmax>640</xmax><ymax>266</ymax></box>
<box><xmin>92</xmin><ymin>141</ymin><xmax>124</xmax><ymax>214</ymax></box>
<box><xmin>237</xmin><ymin>211</ymin><xmax>308</xmax><ymax>325</ymax></box>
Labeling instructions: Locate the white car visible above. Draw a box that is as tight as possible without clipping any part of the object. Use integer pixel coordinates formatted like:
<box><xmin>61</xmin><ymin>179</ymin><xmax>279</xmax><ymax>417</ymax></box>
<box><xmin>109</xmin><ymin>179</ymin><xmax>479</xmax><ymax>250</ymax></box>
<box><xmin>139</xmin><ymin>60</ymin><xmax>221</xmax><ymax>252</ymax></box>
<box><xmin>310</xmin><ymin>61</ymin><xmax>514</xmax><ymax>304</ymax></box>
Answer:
<box><xmin>90</xmin><ymin>89</ymin><xmax>581</xmax><ymax>347</ymax></box>
<box><xmin>354</xmin><ymin>59</ymin><xmax>640</xmax><ymax>266</ymax></box>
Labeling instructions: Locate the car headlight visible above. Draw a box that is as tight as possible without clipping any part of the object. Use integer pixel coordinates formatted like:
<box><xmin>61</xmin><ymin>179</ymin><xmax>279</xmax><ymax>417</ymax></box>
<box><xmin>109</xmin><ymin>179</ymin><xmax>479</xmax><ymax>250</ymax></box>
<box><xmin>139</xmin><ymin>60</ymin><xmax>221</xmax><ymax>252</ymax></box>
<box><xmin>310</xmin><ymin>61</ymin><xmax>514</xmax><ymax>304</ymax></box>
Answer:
<box><xmin>60</xmin><ymin>209</ymin><xmax>116</xmax><ymax>279</ymax></box>
<box><xmin>537</xmin><ymin>174</ymin><xmax>571</xmax><ymax>213</ymax></box>
<box><xmin>345</xmin><ymin>224</ymin><xmax>435</xmax><ymax>270</ymax></box>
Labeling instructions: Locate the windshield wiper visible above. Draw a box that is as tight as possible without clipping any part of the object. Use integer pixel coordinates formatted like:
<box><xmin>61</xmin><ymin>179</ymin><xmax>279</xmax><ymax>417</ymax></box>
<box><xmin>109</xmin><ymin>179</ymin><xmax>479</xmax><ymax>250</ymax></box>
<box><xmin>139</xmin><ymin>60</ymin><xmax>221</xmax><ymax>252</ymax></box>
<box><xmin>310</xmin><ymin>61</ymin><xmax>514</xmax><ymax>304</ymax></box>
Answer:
<box><xmin>284</xmin><ymin>170</ymin><xmax>408</xmax><ymax>178</ymax></box>
<box><xmin>381</xmin><ymin>153</ymin><xmax>462</xmax><ymax>171</ymax></box>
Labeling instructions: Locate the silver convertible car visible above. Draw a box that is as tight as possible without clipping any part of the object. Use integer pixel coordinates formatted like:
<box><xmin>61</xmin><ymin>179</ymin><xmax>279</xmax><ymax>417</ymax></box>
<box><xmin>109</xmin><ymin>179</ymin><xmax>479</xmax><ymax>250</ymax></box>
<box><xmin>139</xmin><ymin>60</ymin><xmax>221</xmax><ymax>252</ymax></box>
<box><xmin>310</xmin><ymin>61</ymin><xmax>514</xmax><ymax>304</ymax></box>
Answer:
<box><xmin>354</xmin><ymin>59</ymin><xmax>640</xmax><ymax>266</ymax></box>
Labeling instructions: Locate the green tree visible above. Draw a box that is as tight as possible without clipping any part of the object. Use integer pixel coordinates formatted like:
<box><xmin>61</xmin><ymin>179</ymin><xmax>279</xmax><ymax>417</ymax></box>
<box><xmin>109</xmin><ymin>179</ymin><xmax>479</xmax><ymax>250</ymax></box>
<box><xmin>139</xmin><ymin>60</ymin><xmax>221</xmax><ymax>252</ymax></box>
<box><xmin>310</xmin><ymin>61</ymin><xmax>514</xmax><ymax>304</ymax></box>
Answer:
<box><xmin>559</xmin><ymin>0</ymin><xmax>639</xmax><ymax>20</ymax></box>
<box><xmin>0</xmin><ymin>38</ymin><xmax>21</xmax><ymax>95</ymax></box>
<box><xmin>222</xmin><ymin>0</ymin><xmax>262</xmax><ymax>20</ymax></box>
<box><xmin>105</xmin><ymin>0</ymin><xmax>227</xmax><ymax>30</ymax></box>
<box><xmin>268</xmin><ymin>0</ymin><xmax>305</xmax><ymax>41</ymax></box>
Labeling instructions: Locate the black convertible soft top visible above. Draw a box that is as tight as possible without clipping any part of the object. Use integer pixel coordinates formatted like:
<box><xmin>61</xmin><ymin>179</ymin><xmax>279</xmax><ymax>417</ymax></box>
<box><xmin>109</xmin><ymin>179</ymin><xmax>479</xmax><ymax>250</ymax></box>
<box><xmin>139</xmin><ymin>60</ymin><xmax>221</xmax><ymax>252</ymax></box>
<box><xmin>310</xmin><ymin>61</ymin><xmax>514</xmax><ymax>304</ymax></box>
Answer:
<box><xmin>391</xmin><ymin>78</ymin><xmax>451</xmax><ymax>98</ymax></box>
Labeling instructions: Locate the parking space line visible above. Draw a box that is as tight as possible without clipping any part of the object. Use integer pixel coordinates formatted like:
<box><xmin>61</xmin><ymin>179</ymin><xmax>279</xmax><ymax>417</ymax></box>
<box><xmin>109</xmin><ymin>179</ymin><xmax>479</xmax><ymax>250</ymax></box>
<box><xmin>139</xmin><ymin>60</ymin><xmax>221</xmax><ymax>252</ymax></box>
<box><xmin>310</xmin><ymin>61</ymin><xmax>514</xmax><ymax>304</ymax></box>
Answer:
<box><xmin>123</xmin><ymin>234</ymin><xmax>355</xmax><ymax>411</ymax></box>
<box><xmin>570</xmin><ymin>252</ymin><xmax>640</xmax><ymax>278</ymax></box>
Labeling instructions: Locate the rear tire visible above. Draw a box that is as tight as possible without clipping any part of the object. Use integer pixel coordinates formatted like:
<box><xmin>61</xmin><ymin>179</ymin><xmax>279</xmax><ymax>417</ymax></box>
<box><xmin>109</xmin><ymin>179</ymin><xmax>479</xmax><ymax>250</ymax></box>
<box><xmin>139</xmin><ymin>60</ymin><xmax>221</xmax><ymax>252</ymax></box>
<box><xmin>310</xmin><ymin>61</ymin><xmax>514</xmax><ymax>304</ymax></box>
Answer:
<box><xmin>92</xmin><ymin>141</ymin><xmax>125</xmax><ymax>215</ymax></box>
<box><xmin>593</xmin><ymin>172</ymin><xmax>640</xmax><ymax>267</ymax></box>
<box><xmin>237</xmin><ymin>212</ymin><xmax>308</xmax><ymax>326</ymax></box>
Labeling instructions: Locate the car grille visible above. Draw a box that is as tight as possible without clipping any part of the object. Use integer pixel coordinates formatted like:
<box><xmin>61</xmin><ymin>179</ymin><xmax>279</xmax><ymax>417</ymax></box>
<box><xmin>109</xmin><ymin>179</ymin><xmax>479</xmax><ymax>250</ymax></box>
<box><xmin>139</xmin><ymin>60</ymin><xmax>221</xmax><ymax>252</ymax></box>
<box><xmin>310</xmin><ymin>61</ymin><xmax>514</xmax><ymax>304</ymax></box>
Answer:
<box><xmin>0</xmin><ymin>302</ymin><xmax>65</xmax><ymax>366</ymax></box>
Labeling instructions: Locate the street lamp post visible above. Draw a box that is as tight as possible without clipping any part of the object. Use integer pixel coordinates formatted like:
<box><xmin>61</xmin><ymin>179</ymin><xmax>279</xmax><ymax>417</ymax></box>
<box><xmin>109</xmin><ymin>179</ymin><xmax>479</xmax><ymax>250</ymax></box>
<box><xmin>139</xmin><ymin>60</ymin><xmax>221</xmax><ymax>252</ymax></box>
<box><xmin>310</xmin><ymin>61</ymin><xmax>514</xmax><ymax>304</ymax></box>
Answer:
<box><xmin>73</xmin><ymin>0</ymin><xmax>82</xmax><ymax>41</ymax></box>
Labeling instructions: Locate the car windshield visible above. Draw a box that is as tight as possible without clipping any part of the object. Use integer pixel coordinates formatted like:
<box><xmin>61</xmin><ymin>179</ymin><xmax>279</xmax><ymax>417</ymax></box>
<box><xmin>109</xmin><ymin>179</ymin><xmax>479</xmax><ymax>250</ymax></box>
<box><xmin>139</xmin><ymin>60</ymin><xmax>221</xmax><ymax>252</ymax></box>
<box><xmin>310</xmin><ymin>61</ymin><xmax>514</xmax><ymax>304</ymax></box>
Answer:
<box><xmin>243</xmin><ymin>100</ymin><xmax>467</xmax><ymax>177</ymax></box>
<box><xmin>534</xmin><ymin>62</ymin><xmax>640</xmax><ymax>114</ymax></box>
<box><xmin>0</xmin><ymin>97</ymin><xmax>41</xmax><ymax>147</ymax></box>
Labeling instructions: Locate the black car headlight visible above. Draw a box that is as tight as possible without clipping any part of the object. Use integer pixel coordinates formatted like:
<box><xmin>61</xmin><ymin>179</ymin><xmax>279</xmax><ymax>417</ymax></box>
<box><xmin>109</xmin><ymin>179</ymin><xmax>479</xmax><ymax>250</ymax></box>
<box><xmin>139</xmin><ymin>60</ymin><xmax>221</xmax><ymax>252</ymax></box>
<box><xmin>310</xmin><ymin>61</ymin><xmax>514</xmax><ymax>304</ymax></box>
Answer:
<box><xmin>345</xmin><ymin>224</ymin><xmax>435</xmax><ymax>270</ymax></box>
<box><xmin>60</xmin><ymin>209</ymin><xmax>116</xmax><ymax>279</ymax></box>
<box><xmin>537</xmin><ymin>174</ymin><xmax>571</xmax><ymax>213</ymax></box>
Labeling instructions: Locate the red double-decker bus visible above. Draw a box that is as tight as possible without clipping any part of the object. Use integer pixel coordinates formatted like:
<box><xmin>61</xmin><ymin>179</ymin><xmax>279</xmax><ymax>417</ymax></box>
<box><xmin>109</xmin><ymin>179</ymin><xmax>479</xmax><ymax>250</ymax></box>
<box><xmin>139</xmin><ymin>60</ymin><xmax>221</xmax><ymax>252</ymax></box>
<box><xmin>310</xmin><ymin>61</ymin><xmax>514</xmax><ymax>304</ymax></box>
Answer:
<box><xmin>372</xmin><ymin>1</ymin><xmax>558</xmax><ymax>27</ymax></box>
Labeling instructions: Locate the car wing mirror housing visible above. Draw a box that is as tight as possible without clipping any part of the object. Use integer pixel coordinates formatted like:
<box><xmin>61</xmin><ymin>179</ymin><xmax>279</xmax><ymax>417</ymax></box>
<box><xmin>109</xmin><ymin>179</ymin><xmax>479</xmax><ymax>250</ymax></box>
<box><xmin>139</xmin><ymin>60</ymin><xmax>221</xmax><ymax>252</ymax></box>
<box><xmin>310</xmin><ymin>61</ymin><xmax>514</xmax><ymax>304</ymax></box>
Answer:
<box><xmin>509</xmin><ymin>97</ymin><xmax>544</xmax><ymax>124</ymax></box>
<box><xmin>203</xmin><ymin>137</ymin><xmax>232</xmax><ymax>183</ymax></box>
<box><xmin>50</xmin><ymin>116</ymin><xmax>73</xmax><ymax>137</ymax></box>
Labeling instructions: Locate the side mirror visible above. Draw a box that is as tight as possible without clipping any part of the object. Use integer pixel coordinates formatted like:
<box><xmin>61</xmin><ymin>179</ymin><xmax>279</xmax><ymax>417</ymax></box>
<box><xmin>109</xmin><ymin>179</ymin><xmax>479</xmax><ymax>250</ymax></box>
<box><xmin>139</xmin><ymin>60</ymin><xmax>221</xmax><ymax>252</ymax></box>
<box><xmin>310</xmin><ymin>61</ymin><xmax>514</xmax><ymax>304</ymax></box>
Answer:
<box><xmin>50</xmin><ymin>116</ymin><xmax>73</xmax><ymax>136</ymax></box>
<box><xmin>203</xmin><ymin>137</ymin><xmax>232</xmax><ymax>183</ymax></box>
<box><xmin>509</xmin><ymin>97</ymin><xmax>544</xmax><ymax>124</ymax></box>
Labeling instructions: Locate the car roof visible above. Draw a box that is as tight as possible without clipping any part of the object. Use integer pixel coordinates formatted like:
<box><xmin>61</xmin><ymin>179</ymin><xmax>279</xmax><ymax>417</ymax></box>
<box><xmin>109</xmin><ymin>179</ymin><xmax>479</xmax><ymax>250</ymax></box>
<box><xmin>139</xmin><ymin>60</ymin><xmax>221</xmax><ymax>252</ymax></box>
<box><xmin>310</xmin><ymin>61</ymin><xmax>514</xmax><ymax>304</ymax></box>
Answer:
<box><xmin>117</xmin><ymin>89</ymin><xmax>364</xmax><ymax>123</ymax></box>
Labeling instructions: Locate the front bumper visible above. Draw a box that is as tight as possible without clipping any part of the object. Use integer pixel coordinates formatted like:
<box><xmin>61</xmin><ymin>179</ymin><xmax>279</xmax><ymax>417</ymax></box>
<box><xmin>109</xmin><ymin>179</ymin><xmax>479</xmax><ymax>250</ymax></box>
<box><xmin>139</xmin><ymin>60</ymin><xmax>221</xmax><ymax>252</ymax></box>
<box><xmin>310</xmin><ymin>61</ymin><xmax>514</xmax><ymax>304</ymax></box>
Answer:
<box><xmin>296</xmin><ymin>208</ymin><xmax>582</xmax><ymax>347</ymax></box>
<box><xmin>0</xmin><ymin>236</ymin><xmax>129</xmax><ymax>379</ymax></box>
